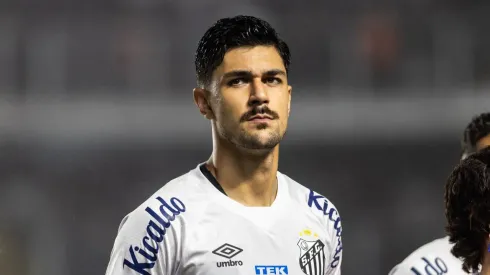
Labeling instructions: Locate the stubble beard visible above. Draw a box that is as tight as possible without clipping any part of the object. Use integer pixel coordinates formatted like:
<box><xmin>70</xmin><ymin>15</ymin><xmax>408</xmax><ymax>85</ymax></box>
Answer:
<box><xmin>218</xmin><ymin>121</ymin><xmax>284</xmax><ymax>151</ymax></box>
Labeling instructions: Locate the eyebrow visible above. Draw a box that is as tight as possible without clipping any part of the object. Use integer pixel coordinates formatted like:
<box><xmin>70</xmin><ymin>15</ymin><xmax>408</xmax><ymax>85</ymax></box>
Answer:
<box><xmin>222</xmin><ymin>69</ymin><xmax>287</xmax><ymax>79</ymax></box>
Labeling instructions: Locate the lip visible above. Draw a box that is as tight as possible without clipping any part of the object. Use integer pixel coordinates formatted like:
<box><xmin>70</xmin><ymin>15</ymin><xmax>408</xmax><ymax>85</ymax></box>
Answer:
<box><xmin>248</xmin><ymin>118</ymin><xmax>272</xmax><ymax>124</ymax></box>
<box><xmin>248</xmin><ymin>115</ymin><xmax>273</xmax><ymax>121</ymax></box>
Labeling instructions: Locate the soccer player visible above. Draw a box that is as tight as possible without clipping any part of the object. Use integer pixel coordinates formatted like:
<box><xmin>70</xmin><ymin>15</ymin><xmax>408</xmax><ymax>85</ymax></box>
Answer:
<box><xmin>105</xmin><ymin>15</ymin><xmax>343</xmax><ymax>275</ymax></box>
<box><xmin>461</xmin><ymin>113</ymin><xmax>490</xmax><ymax>160</ymax></box>
<box><xmin>388</xmin><ymin>112</ymin><xmax>490</xmax><ymax>275</ymax></box>
<box><xmin>445</xmin><ymin>147</ymin><xmax>490</xmax><ymax>275</ymax></box>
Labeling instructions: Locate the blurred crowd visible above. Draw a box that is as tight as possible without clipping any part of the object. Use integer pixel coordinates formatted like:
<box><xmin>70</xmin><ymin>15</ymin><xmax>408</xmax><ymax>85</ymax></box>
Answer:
<box><xmin>0</xmin><ymin>1</ymin><xmax>489</xmax><ymax>275</ymax></box>
<box><xmin>1</xmin><ymin>0</ymin><xmax>490</xmax><ymax>97</ymax></box>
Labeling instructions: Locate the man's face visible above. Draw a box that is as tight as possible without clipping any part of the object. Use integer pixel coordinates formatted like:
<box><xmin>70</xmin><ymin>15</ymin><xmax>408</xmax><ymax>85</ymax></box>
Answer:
<box><xmin>462</xmin><ymin>134</ymin><xmax>490</xmax><ymax>160</ymax></box>
<box><xmin>477</xmin><ymin>134</ymin><xmax>490</xmax><ymax>152</ymax></box>
<box><xmin>208</xmin><ymin>45</ymin><xmax>291</xmax><ymax>150</ymax></box>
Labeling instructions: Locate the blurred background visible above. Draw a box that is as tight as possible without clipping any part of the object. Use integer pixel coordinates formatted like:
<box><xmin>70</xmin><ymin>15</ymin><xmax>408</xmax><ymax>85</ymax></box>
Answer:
<box><xmin>1</xmin><ymin>1</ymin><xmax>490</xmax><ymax>275</ymax></box>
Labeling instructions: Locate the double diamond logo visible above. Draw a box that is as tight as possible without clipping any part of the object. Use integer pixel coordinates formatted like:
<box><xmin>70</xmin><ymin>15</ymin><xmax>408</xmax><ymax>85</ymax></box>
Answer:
<box><xmin>212</xmin><ymin>243</ymin><xmax>243</xmax><ymax>259</ymax></box>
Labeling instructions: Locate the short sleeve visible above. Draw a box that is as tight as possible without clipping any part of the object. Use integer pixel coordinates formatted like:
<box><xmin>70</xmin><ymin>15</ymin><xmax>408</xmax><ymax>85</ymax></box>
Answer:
<box><xmin>324</xmin><ymin>200</ymin><xmax>342</xmax><ymax>275</ymax></box>
<box><xmin>105</xmin><ymin>195</ymin><xmax>187</xmax><ymax>275</ymax></box>
<box><xmin>388</xmin><ymin>265</ymin><xmax>410</xmax><ymax>275</ymax></box>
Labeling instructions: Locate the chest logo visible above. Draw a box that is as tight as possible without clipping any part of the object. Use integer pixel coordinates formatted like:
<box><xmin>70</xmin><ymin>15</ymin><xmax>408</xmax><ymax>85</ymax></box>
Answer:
<box><xmin>213</xmin><ymin>243</ymin><xmax>244</xmax><ymax>268</ymax></box>
<box><xmin>298</xmin><ymin>229</ymin><xmax>325</xmax><ymax>275</ymax></box>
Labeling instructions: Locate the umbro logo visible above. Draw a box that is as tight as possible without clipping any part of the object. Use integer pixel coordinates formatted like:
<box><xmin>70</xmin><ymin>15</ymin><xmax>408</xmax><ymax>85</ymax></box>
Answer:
<box><xmin>213</xmin><ymin>243</ymin><xmax>243</xmax><ymax>259</ymax></box>
<box><xmin>213</xmin><ymin>243</ymin><xmax>244</xmax><ymax>268</ymax></box>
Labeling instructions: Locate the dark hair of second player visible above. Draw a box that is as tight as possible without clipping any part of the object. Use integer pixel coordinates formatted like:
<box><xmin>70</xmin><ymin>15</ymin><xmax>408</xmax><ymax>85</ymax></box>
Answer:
<box><xmin>445</xmin><ymin>146</ymin><xmax>490</xmax><ymax>273</ymax></box>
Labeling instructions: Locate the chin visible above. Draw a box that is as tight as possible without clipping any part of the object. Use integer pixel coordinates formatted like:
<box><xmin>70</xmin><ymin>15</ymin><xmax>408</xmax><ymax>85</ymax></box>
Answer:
<box><xmin>239</xmin><ymin>144</ymin><xmax>277</xmax><ymax>154</ymax></box>
<box><xmin>231</xmin><ymin>128</ymin><xmax>284</xmax><ymax>150</ymax></box>
<box><xmin>240</xmin><ymin>137</ymin><xmax>281</xmax><ymax>151</ymax></box>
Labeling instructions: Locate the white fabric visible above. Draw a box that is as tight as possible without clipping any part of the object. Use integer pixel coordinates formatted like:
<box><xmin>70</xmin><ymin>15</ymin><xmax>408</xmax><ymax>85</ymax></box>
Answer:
<box><xmin>388</xmin><ymin>237</ymin><xmax>468</xmax><ymax>275</ymax></box>
<box><xmin>105</xmin><ymin>163</ymin><xmax>343</xmax><ymax>275</ymax></box>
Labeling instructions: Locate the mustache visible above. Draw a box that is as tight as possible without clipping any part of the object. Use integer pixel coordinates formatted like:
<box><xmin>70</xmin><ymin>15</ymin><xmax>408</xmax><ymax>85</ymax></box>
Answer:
<box><xmin>240</xmin><ymin>106</ymin><xmax>279</xmax><ymax>122</ymax></box>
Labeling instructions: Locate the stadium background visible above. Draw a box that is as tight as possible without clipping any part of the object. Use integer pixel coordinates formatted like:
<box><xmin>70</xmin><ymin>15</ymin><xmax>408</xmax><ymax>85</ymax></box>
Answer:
<box><xmin>0</xmin><ymin>1</ymin><xmax>490</xmax><ymax>275</ymax></box>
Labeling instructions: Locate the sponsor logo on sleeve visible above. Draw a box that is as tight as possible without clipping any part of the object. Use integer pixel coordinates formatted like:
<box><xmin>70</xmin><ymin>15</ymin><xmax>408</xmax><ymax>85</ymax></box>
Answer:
<box><xmin>307</xmin><ymin>190</ymin><xmax>342</xmax><ymax>268</ymax></box>
<box><xmin>122</xmin><ymin>196</ymin><xmax>186</xmax><ymax>275</ymax></box>
<box><xmin>410</xmin><ymin>257</ymin><xmax>448</xmax><ymax>275</ymax></box>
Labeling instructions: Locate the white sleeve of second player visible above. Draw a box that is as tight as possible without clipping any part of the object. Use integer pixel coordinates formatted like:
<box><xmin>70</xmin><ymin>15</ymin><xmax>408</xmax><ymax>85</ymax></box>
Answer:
<box><xmin>388</xmin><ymin>263</ymin><xmax>423</xmax><ymax>275</ymax></box>
<box><xmin>325</xmin><ymin>205</ymin><xmax>343</xmax><ymax>275</ymax></box>
<box><xmin>388</xmin><ymin>265</ymin><xmax>405</xmax><ymax>275</ymax></box>
<box><xmin>105</xmin><ymin>195</ymin><xmax>186</xmax><ymax>275</ymax></box>
<box><xmin>387</xmin><ymin>261</ymin><xmax>438</xmax><ymax>275</ymax></box>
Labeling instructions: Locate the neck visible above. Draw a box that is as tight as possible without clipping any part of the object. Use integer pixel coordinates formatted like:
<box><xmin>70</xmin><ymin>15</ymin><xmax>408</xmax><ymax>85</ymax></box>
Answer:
<box><xmin>207</xmin><ymin>135</ymin><xmax>279</xmax><ymax>207</ymax></box>
<box><xmin>482</xmin><ymin>253</ymin><xmax>490</xmax><ymax>275</ymax></box>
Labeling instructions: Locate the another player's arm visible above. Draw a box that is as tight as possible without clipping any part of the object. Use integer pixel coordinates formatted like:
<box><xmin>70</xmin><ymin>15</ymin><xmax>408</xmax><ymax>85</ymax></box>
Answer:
<box><xmin>388</xmin><ymin>256</ymin><xmax>454</xmax><ymax>275</ymax></box>
<box><xmin>388</xmin><ymin>266</ymin><xmax>428</xmax><ymax>275</ymax></box>
<box><xmin>105</xmin><ymin>195</ymin><xmax>186</xmax><ymax>275</ymax></box>
<box><xmin>388</xmin><ymin>263</ymin><xmax>430</xmax><ymax>275</ymax></box>
<box><xmin>388</xmin><ymin>264</ymin><xmax>416</xmax><ymax>275</ymax></box>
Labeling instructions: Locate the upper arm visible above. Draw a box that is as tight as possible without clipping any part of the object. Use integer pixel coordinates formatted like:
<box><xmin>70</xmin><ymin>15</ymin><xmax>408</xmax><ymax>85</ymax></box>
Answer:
<box><xmin>105</xmin><ymin>195</ymin><xmax>187</xmax><ymax>275</ymax></box>
<box><xmin>324</xmin><ymin>200</ymin><xmax>343</xmax><ymax>275</ymax></box>
<box><xmin>105</xmin><ymin>237</ymin><xmax>167</xmax><ymax>275</ymax></box>
<box><xmin>105</xmin><ymin>234</ymin><xmax>172</xmax><ymax>275</ymax></box>
<box><xmin>387</xmin><ymin>263</ymin><xmax>417</xmax><ymax>275</ymax></box>
<box><xmin>388</xmin><ymin>265</ymin><xmax>401</xmax><ymax>275</ymax></box>
<box><xmin>305</xmin><ymin>188</ymin><xmax>343</xmax><ymax>275</ymax></box>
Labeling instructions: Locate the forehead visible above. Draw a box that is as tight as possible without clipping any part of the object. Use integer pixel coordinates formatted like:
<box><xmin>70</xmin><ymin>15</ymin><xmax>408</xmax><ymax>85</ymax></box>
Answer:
<box><xmin>216</xmin><ymin>46</ymin><xmax>286</xmax><ymax>75</ymax></box>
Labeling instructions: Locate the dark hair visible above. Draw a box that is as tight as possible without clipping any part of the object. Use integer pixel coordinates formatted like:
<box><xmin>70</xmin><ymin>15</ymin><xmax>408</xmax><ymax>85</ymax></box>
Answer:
<box><xmin>445</xmin><ymin>147</ymin><xmax>490</xmax><ymax>273</ymax></box>
<box><xmin>194</xmin><ymin>15</ymin><xmax>291</xmax><ymax>88</ymax></box>
<box><xmin>461</xmin><ymin>112</ymin><xmax>490</xmax><ymax>159</ymax></box>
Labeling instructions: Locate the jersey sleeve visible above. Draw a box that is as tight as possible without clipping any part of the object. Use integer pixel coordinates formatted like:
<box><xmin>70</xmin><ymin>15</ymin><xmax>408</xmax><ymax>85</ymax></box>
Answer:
<box><xmin>389</xmin><ymin>254</ymin><xmax>468</xmax><ymax>275</ymax></box>
<box><xmin>387</xmin><ymin>264</ymin><xmax>412</xmax><ymax>275</ymax></box>
<box><xmin>105</xmin><ymin>195</ymin><xmax>187</xmax><ymax>275</ymax></box>
<box><xmin>325</xmin><ymin>202</ymin><xmax>343</xmax><ymax>275</ymax></box>
<box><xmin>387</xmin><ymin>262</ymin><xmax>443</xmax><ymax>275</ymax></box>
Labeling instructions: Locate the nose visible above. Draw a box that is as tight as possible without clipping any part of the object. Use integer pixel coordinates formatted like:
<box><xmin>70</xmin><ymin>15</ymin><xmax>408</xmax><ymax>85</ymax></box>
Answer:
<box><xmin>248</xmin><ymin>78</ymin><xmax>269</xmax><ymax>106</ymax></box>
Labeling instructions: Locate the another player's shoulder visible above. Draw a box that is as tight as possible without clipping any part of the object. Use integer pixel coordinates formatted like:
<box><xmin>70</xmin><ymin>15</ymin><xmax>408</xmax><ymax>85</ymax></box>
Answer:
<box><xmin>389</xmin><ymin>236</ymin><xmax>467</xmax><ymax>275</ymax></box>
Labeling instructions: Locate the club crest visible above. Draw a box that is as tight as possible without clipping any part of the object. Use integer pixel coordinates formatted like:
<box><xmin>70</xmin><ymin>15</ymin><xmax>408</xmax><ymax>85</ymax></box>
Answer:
<box><xmin>297</xmin><ymin>229</ymin><xmax>325</xmax><ymax>275</ymax></box>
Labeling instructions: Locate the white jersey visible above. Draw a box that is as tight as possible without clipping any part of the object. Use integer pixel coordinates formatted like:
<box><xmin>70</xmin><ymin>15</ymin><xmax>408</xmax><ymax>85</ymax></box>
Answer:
<box><xmin>388</xmin><ymin>237</ymin><xmax>467</xmax><ymax>275</ymax></box>
<box><xmin>105</xmin><ymin>163</ymin><xmax>343</xmax><ymax>275</ymax></box>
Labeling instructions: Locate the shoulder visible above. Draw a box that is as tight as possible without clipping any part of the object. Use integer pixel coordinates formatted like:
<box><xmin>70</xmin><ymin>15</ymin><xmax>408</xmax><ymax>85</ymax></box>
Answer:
<box><xmin>279</xmin><ymin>172</ymin><xmax>343</xmax><ymax>268</ymax></box>
<box><xmin>115</xmin><ymin>166</ymin><xmax>206</xmax><ymax>243</ymax></box>
<box><xmin>279</xmin><ymin>172</ymin><xmax>342</xmax><ymax>227</ymax></box>
<box><xmin>389</xmin><ymin>237</ymin><xmax>466</xmax><ymax>275</ymax></box>
<box><xmin>106</xmin><ymin>168</ymin><xmax>208</xmax><ymax>275</ymax></box>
